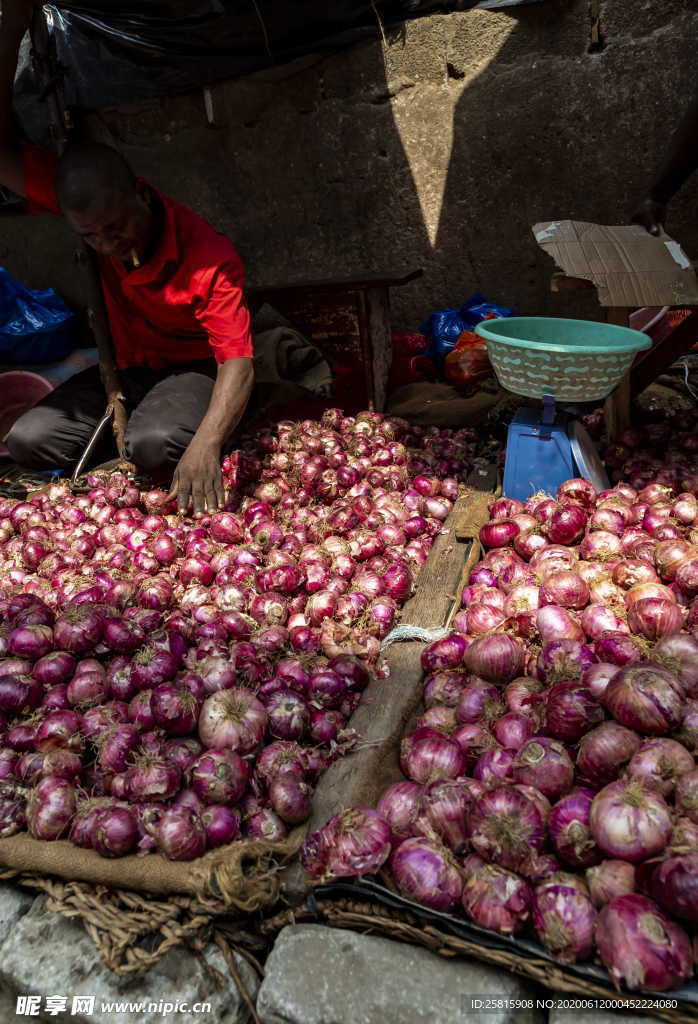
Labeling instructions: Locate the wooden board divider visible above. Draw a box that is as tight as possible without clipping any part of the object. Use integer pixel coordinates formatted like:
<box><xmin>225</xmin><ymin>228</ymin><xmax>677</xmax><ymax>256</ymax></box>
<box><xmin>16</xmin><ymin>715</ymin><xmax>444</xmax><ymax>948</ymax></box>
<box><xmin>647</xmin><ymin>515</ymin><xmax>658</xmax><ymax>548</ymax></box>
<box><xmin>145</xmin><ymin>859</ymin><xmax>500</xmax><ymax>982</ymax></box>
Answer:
<box><xmin>281</xmin><ymin>462</ymin><xmax>499</xmax><ymax>903</ymax></box>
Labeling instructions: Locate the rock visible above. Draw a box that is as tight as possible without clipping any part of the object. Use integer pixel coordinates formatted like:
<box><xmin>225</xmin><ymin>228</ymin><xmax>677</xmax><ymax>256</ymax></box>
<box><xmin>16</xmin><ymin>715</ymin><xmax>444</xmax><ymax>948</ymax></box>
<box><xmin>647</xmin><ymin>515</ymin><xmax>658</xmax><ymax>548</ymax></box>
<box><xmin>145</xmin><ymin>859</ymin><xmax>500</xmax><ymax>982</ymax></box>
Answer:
<box><xmin>257</xmin><ymin>924</ymin><xmax>545</xmax><ymax>1024</ymax></box>
<box><xmin>0</xmin><ymin>882</ymin><xmax>36</xmax><ymax>930</ymax></box>
<box><xmin>0</xmin><ymin>897</ymin><xmax>258</xmax><ymax>1024</ymax></box>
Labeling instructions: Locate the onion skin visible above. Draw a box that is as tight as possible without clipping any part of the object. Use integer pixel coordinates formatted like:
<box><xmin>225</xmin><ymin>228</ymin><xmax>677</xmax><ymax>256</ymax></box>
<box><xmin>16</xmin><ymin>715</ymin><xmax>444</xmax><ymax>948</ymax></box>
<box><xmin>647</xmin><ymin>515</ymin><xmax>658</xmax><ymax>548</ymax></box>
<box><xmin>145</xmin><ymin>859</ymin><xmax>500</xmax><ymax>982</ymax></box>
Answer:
<box><xmin>675</xmin><ymin>770</ymin><xmax>698</xmax><ymax>825</ymax></box>
<box><xmin>604</xmin><ymin>665</ymin><xmax>684</xmax><ymax>735</ymax></box>
<box><xmin>586</xmin><ymin>860</ymin><xmax>636</xmax><ymax>908</ymax></box>
<box><xmin>468</xmin><ymin>785</ymin><xmax>544</xmax><ymax>872</ymax></box>
<box><xmin>576</xmin><ymin>722</ymin><xmax>641</xmax><ymax>789</ymax></box>
<box><xmin>595</xmin><ymin>894</ymin><xmax>693</xmax><ymax>991</ymax></box>
<box><xmin>590</xmin><ymin>780</ymin><xmax>672</xmax><ymax>863</ymax></box>
<box><xmin>512</xmin><ymin>738</ymin><xmax>574</xmax><ymax>801</ymax></box>
<box><xmin>533</xmin><ymin>883</ymin><xmax>597</xmax><ymax>963</ymax></box>
<box><xmin>549</xmin><ymin>790</ymin><xmax>601</xmax><ymax>869</ymax></box>
<box><xmin>462</xmin><ymin>864</ymin><xmax>532</xmax><ymax>935</ymax></box>
<box><xmin>627</xmin><ymin>738</ymin><xmax>694</xmax><ymax>796</ymax></box>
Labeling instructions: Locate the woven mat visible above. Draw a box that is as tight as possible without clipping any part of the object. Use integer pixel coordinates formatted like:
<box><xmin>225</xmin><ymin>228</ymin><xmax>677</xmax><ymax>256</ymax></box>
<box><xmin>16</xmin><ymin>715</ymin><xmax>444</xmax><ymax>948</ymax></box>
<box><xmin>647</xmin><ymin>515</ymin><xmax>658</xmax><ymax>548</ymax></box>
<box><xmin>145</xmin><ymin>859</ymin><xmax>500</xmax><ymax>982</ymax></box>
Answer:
<box><xmin>258</xmin><ymin>898</ymin><xmax>697</xmax><ymax>1024</ymax></box>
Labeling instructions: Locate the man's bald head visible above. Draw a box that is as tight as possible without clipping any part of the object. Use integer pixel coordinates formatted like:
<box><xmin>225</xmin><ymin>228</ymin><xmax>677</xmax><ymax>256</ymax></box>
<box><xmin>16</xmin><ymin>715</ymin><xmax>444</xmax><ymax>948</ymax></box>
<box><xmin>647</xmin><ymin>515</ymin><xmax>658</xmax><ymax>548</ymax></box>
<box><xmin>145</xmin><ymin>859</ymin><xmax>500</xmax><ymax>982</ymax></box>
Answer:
<box><xmin>55</xmin><ymin>142</ymin><xmax>137</xmax><ymax>214</ymax></box>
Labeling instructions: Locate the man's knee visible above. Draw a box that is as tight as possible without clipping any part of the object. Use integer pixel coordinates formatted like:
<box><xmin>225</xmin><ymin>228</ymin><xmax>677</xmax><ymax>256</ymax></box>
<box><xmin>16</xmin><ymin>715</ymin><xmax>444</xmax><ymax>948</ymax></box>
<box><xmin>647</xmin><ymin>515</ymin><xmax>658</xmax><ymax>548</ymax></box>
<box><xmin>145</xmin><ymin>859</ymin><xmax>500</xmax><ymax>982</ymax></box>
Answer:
<box><xmin>125</xmin><ymin>421</ymin><xmax>173</xmax><ymax>473</ymax></box>
<box><xmin>5</xmin><ymin>408</ymin><xmax>59</xmax><ymax>469</ymax></box>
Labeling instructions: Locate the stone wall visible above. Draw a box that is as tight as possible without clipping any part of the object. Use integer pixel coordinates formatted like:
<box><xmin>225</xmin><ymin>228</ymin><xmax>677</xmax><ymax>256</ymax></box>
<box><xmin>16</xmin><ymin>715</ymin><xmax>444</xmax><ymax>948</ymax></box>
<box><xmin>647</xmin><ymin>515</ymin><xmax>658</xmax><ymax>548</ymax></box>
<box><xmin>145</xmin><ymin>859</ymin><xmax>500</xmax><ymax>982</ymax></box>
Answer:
<box><xmin>1</xmin><ymin>0</ymin><xmax>697</xmax><ymax>331</ymax></box>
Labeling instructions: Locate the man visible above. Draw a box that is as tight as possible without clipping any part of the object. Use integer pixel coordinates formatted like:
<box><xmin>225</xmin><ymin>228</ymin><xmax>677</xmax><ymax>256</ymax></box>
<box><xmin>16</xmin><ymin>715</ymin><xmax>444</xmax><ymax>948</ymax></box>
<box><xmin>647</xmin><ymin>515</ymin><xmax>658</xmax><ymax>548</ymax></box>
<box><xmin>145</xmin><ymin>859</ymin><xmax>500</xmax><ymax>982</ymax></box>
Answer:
<box><xmin>0</xmin><ymin>0</ymin><xmax>254</xmax><ymax>515</ymax></box>
<box><xmin>632</xmin><ymin>97</ymin><xmax>698</xmax><ymax>236</ymax></box>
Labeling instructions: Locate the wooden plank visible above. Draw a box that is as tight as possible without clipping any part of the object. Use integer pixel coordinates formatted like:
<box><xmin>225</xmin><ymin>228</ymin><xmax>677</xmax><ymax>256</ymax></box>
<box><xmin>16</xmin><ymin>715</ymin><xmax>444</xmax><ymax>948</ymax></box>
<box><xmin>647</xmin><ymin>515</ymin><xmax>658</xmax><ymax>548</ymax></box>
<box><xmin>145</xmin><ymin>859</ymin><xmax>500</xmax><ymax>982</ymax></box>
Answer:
<box><xmin>280</xmin><ymin>470</ymin><xmax>498</xmax><ymax>903</ymax></box>
<box><xmin>630</xmin><ymin>308</ymin><xmax>698</xmax><ymax>397</ymax></box>
<box><xmin>248</xmin><ymin>269</ymin><xmax>423</xmax><ymax>297</ymax></box>
<box><xmin>455</xmin><ymin>463</ymin><xmax>499</xmax><ymax>540</ymax></box>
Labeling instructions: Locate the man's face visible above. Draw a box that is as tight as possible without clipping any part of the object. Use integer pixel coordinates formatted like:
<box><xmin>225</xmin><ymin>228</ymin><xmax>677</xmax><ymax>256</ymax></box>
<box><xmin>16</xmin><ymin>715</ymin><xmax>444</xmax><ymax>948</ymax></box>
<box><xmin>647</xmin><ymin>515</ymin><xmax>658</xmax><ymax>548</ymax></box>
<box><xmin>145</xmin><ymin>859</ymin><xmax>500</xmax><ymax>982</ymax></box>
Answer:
<box><xmin>63</xmin><ymin>184</ymin><xmax>152</xmax><ymax>261</ymax></box>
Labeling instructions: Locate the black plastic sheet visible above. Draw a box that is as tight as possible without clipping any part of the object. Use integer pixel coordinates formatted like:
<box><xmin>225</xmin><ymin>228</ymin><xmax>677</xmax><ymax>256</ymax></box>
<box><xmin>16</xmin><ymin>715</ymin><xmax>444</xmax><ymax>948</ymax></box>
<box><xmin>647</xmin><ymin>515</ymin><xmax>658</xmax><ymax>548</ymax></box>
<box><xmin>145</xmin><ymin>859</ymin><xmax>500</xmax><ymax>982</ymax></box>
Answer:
<box><xmin>311</xmin><ymin>876</ymin><xmax>698</xmax><ymax>1008</ymax></box>
<box><xmin>14</xmin><ymin>0</ymin><xmax>548</xmax><ymax>115</ymax></box>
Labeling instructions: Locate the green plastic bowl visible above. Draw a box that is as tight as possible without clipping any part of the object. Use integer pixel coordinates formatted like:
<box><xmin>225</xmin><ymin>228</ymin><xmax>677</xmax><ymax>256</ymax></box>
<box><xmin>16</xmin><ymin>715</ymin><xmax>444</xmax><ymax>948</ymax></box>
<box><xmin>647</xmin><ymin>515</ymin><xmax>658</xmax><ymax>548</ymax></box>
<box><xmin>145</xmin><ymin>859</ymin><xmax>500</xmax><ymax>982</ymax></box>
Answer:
<box><xmin>475</xmin><ymin>316</ymin><xmax>651</xmax><ymax>402</ymax></box>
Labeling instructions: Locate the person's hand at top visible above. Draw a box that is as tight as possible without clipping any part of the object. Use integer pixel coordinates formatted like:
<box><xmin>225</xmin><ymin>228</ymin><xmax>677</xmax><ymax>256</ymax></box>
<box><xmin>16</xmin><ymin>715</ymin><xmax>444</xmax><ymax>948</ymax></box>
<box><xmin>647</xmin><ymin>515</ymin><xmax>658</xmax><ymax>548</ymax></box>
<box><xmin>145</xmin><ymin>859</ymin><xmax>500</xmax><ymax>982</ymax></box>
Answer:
<box><xmin>0</xmin><ymin>0</ymin><xmax>41</xmax><ymax>42</ymax></box>
<box><xmin>631</xmin><ymin>197</ymin><xmax>667</xmax><ymax>237</ymax></box>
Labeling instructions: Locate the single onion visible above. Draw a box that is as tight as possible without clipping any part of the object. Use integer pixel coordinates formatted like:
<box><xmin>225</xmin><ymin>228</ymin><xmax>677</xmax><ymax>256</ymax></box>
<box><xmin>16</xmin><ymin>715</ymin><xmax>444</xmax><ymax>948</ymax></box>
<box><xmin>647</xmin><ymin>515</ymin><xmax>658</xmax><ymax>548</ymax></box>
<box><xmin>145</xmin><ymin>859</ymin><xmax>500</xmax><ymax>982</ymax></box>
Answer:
<box><xmin>463</xmin><ymin>634</ymin><xmax>524</xmax><ymax>685</ymax></box>
<box><xmin>590</xmin><ymin>780</ymin><xmax>672</xmax><ymax>862</ymax></box>
<box><xmin>595</xmin><ymin>894</ymin><xmax>693</xmax><ymax>991</ymax></box>
<box><xmin>27</xmin><ymin>776</ymin><xmax>76</xmax><ymax>840</ymax></box>
<box><xmin>576</xmin><ymin>722</ymin><xmax>640</xmax><ymax>788</ymax></box>
<box><xmin>157</xmin><ymin>807</ymin><xmax>207</xmax><ymax>861</ymax></box>
<box><xmin>627</xmin><ymin>738</ymin><xmax>694</xmax><ymax>796</ymax></box>
<box><xmin>462</xmin><ymin>864</ymin><xmax>532</xmax><ymax>935</ymax></box>
<box><xmin>512</xmin><ymin>738</ymin><xmax>574</xmax><ymax>801</ymax></box>
<box><xmin>646</xmin><ymin>855</ymin><xmax>698</xmax><ymax>924</ymax></box>
<box><xmin>93</xmin><ymin>806</ymin><xmax>138</xmax><ymax>858</ymax></box>
<box><xmin>376</xmin><ymin>781</ymin><xmax>423</xmax><ymax>840</ymax></box>
<box><xmin>391</xmin><ymin>836</ymin><xmax>463</xmax><ymax>911</ymax></box>
<box><xmin>421</xmin><ymin>634</ymin><xmax>468</xmax><ymax>673</ymax></box>
<box><xmin>400</xmin><ymin>731</ymin><xmax>465</xmax><ymax>785</ymax></box>
<box><xmin>586</xmin><ymin>859</ymin><xmax>636</xmax><ymax>908</ymax></box>
<box><xmin>198</xmin><ymin>688</ymin><xmax>267</xmax><ymax>752</ymax></box>
<box><xmin>469</xmin><ymin>784</ymin><xmax>544</xmax><ymax>871</ymax></box>
<box><xmin>532</xmin><ymin>883</ymin><xmax>597</xmax><ymax>963</ymax></box>
<box><xmin>549</xmin><ymin>789</ymin><xmax>601</xmax><ymax>869</ymax></box>
<box><xmin>604</xmin><ymin>665</ymin><xmax>684</xmax><ymax>735</ymax></box>
<box><xmin>675</xmin><ymin>770</ymin><xmax>698</xmax><ymax>824</ymax></box>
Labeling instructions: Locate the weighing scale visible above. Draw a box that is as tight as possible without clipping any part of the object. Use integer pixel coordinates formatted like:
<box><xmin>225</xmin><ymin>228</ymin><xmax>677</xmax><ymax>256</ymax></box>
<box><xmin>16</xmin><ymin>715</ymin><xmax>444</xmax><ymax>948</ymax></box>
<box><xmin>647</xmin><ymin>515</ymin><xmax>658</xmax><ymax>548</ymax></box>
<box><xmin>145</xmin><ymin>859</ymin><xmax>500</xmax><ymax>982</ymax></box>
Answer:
<box><xmin>501</xmin><ymin>397</ymin><xmax>609</xmax><ymax>502</ymax></box>
<box><xmin>473</xmin><ymin>316</ymin><xmax>652</xmax><ymax>502</ymax></box>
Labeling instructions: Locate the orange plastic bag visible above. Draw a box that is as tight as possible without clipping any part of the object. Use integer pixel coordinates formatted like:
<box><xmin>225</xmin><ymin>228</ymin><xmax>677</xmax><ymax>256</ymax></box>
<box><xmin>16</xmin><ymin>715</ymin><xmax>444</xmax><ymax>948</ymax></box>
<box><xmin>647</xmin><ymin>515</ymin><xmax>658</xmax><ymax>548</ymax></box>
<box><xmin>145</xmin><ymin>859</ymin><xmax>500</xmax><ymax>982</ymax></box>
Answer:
<box><xmin>443</xmin><ymin>330</ymin><xmax>493</xmax><ymax>389</ymax></box>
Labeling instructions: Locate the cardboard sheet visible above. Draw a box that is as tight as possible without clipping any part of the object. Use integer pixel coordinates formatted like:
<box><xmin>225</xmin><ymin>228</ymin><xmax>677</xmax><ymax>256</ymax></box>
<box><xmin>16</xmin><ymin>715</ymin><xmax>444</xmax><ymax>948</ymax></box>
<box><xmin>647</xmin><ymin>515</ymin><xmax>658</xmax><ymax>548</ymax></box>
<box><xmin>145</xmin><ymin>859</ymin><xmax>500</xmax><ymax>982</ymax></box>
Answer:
<box><xmin>532</xmin><ymin>220</ymin><xmax>698</xmax><ymax>307</ymax></box>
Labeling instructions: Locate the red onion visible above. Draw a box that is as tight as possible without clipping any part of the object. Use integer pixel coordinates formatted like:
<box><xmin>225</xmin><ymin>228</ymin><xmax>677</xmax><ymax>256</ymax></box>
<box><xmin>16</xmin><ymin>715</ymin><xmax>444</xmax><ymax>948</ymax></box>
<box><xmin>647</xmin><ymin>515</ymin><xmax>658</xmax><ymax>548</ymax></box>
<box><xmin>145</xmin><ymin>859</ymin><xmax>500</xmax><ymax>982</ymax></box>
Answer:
<box><xmin>558</xmin><ymin>478</ymin><xmax>597</xmax><ymax>509</ymax></box>
<box><xmin>536</xmin><ymin>606</ymin><xmax>584</xmax><ymax>644</ymax></box>
<box><xmin>125</xmin><ymin>756</ymin><xmax>181</xmax><ymax>801</ymax></box>
<box><xmin>546</xmin><ymin>504</ymin><xmax>587</xmax><ymax>545</ymax></box>
<box><xmin>376</xmin><ymin>781</ymin><xmax>423</xmax><ymax>840</ymax></box>
<box><xmin>493</xmin><ymin>712</ymin><xmax>535</xmax><ymax>750</ymax></box>
<box><xmin>594</xmin><ymin>631</ymin><xmax>644</xmax><ymax>666</ymax></box>
<box><xmin>307</xmin><ymin>807</ymin><xmax>392</xmax><ymax>879</ymax></box>
<box><xmin>421</xmin><ymin>634</ymin><xmax>468</xmax><ymax>673</ymax></box>
<box><xmin>586</xmin><ymin>859</ymin><xmax>636</xmax><ymax>908</ymax></box>
<box><xmin>391</xmin><ymin>836</ymin><xmax>463</xmax><ymax>911</ymax></box>
<box><xmin>201</xmin><ymin>804</ymin><xmax>241</xmax><ymax>847</ymax></box>
<box><xmin>245</xmin><ymin>809</ymin><xmax>288</xmax><ymax>841</ymax></box>
<box><xmin>157</xmin><ymin>807</ymin><xmax>207</xmax><ymax>860</ymax></box>
<box><xmin>198</xmin><ymin>688</ymin><xmax>267</xmax><ymax>752</ymax></box>
<box><xmin>53</xmin><ymin>605</ymin><xmax>104</xmax><ymax>652</ymax></box>
<box><xmin>576</xmin><ymin>721</ymin><xmax>641</xmax><ymax>788</ymax></box>
<box><xmin>595</xmin><ymin>894</ymin><xmax>693</xmax><ymax>991</ymax></box>
<box><xmin>456</xmin><ymin>678</ymin><xmax>504</xmax><ymax>725</ymax></box>
<box><xmin>627</xmin><ymin>598</ymin><xmax>684</xmax><ymax>641</ymax></box>
<box><xmin>0</xmin><ymin>675</ymin><xmax>43</xmax><ymax>714</ymax></box>
<box><xmin>469</xmin><ymin>785</ymin><xmax>544</xmax><ymax>871</ymax></box>
<box><xmin>545</xmin><ymin>680</ymin><xmax>604</xmax><ymax>743</ymax></box>
<box><xmin>549</xmin><ymin>789</ymin><xmax>601</xmax><ymax>869</ymax></box>
<box><xmin>604</xmin><ymin>665</ymin><xmax>684</xmax><ymax>734</ymax></box>
<box><xmin>504</xmin><ymin>677</ymin><xmax>545</xmax><ymax>717</ymax></box>
<box><xmin>580</xmin><ymin>605</ymin><xmax>628</xmax><ymax>642</ymax></box>
<box><xmin>93</xmin><ymin>806</ymin><xmax>138</xmax><ymax>858</ymax></box>
<box><xmin>463</xmin><ymin>635</ymin><xmax>524</xmax><ymax>684</ymax></box>
<box><xmin>653</xmin><ymin>633</ymin><xmax>698</xmax><ymax>693</ymax></box>
<box><xmin>480</xmin><ymin>520</ymin><xmax>520</xmax><ymax>548</ymax></box>
<box><xmin>462</xmin><ymin>864</ymin><xmax>532</xmax><ymax>935</ymax></box>
<box><xmin>512</xmin><ymin>739</ymin><xmax>574</xmax><ymax>800</ymax></box>
<box><xmin>540</xmin><ymin>571</ymin><xmax>590</xmax><ymax>610</ymax></box>
<box><xmin>590</xmin><ymin>780</ymin><xmax>672</xmax><ymax>862</ymax></box>
<box><xmin>627</xmin><ymin>738</ymin><xmax>694</xmax><ymax>796</ymax></box>
<box><xmin>32</xmin><ymin>651</ymin><xmax>76</xmax><ymax>686</ymax></box>
<box><xmin>27</xmin><ymin>777</ymin><xmax>76</xmax><ymax>840</ymax></box>
<box><xmin>400</xmin><ymin>731</ymin><xmax>465</xmax><ymax>784</ymax></box>
<box><xmin>269</xmin><ymin>773</ymin><xmax>312</xmax><ymax>824</ymax></box>
<box><xmin>532</xmin><ymin>883</ymin><xmax>597</xmax><ymax>963</ymax></box>
<box><xmin>675</xmin><ymin>770</ymin><xmax>698</xmax><ymax>824</ymax></box>
<box><xmin>472</xmin><ymin>747</ymin><xmax>515</xmax><ymax>785</ymax></box>
<box><xmin>8</xmin><ymin>624</ymin><xmax>53</xmax><ymax>660</ymax></box>
<box><xmin>423</xmin><ymin>670</ymin><xmax>466</xmax><ymax>709</ymax></box>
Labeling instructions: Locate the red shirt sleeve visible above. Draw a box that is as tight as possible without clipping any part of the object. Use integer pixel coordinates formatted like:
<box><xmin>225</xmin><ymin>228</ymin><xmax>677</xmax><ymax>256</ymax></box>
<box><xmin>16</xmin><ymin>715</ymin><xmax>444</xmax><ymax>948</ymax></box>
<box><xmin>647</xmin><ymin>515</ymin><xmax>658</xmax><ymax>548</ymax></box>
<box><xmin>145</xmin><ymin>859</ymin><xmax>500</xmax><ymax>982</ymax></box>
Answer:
<box><xmin>194</xmin><ymin>260</ymin><xmax>254</xmax><ymax>363</ymax></box>
<box><xmin>21</xmin><ymin>143</ymin><xmax>60</xmax><ymax>215</ymax></box>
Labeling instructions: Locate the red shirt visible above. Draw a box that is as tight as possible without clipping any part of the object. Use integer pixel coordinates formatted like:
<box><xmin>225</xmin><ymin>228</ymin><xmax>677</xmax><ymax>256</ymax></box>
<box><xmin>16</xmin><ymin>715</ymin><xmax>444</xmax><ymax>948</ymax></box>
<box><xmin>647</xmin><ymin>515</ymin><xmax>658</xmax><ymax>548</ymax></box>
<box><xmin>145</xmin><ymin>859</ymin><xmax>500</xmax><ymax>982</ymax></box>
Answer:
<box><xmin>22</xmin><ymin>144</ymin><xmax>253</xmax><ymax>370</ymax></box>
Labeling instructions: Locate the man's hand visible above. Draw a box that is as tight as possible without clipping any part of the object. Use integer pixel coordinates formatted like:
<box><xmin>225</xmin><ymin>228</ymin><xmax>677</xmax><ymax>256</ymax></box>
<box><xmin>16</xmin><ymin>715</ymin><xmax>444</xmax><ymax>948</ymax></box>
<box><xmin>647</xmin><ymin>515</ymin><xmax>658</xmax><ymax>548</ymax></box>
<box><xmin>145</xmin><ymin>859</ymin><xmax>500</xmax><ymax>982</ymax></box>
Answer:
<box><xmin>167</xmin><ymin>437</ymin><xmax>226</xmax><ymax>517</ymax></box>
<box><xmin>0</xmin><ymin>0</ymin><xmax>41</xmax><ymax>41</ymax></box>
<box><xmin>631</xmin><ymin>197</ymin><xmax>667</xmax><ymax>237</ymax></box>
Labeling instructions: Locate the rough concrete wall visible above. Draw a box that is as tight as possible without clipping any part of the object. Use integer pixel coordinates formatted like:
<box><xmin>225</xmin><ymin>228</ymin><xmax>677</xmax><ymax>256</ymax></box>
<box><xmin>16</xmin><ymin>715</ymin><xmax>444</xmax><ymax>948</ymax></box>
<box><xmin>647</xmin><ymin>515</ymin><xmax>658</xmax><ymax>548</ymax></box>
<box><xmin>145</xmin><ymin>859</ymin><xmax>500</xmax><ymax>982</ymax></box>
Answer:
<box><xmin>1</xmin><ymin>0</ymin><xmax>697</xmax><ymax>331</ymax></box>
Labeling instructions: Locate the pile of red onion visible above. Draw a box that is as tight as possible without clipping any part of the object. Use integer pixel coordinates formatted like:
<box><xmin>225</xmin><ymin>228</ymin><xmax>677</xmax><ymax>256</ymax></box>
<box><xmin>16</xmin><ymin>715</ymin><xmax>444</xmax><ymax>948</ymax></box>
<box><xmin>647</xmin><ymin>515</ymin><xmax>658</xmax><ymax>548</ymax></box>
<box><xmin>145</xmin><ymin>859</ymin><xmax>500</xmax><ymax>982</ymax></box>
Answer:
<box><xmin>301</xmin><ymin>467</ymin><xmax>698</xmax><ymax>993</ymax></box>
<box><xmin>0</xmin><ymin>410</ymin><xmax>477</xmax><ymax>861</ymax></box>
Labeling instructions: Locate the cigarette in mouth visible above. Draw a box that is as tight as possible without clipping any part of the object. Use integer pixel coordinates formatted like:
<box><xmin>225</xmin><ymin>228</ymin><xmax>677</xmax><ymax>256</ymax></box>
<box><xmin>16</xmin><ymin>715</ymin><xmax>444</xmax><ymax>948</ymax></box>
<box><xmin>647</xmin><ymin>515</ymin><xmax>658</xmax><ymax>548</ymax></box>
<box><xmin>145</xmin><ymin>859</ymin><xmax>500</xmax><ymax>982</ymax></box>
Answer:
<box><xmin>130</xmin><ymin>248</ymin><xmax>141</xmax><ymax>268</ymax></box>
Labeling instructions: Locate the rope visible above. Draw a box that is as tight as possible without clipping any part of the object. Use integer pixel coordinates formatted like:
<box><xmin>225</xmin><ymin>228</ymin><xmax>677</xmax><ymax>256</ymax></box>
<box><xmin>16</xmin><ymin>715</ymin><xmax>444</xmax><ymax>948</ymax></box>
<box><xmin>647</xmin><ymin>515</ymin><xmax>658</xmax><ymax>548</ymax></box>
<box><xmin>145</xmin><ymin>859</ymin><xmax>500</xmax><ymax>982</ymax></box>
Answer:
<box><xmin>380</xmin><ymin>625</ymin><xmax>449</xmax><ymax>650</ymax></box>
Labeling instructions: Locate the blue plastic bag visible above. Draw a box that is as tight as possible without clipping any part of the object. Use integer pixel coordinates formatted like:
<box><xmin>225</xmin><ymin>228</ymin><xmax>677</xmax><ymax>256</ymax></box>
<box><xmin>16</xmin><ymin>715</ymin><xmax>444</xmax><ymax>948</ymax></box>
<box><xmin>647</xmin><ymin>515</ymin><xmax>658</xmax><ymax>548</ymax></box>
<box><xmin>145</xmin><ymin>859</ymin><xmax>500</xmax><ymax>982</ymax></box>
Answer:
<box><xmin>420</xmin><ymin>293</ymin><xmax>514</xmax><ymax>369</ymax></box>
<box><xmin>0</xmin><ymin>267</ymin><xmax>75</xmax><ymax>364</ymax></box>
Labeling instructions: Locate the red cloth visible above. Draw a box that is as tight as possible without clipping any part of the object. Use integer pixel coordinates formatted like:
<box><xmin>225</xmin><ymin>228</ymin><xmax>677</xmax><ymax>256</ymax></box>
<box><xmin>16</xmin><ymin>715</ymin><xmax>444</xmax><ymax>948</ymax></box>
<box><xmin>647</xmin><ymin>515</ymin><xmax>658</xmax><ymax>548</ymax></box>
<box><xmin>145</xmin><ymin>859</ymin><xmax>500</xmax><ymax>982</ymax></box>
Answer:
<box><xmin>22</xmin><ymin>143</ymin><xmax>253</xmax><ymax>370</ymax></box>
